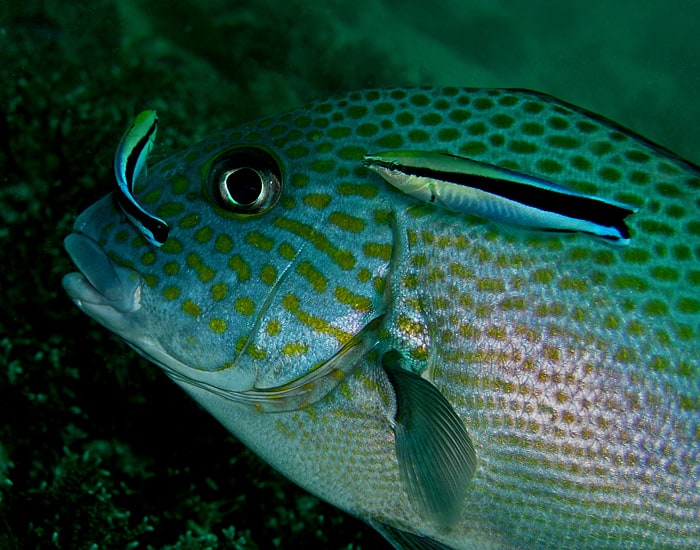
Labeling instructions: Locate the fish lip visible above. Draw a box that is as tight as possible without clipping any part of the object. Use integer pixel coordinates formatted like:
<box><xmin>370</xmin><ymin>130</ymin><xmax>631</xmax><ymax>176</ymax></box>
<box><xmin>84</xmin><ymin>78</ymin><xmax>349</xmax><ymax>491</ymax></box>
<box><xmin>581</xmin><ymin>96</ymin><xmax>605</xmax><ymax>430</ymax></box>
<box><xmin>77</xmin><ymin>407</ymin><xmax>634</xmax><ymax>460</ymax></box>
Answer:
<box><xmin>62</xmin><ymin>231</ymin><xmax>143</xmax><ymax>315</ymax></box>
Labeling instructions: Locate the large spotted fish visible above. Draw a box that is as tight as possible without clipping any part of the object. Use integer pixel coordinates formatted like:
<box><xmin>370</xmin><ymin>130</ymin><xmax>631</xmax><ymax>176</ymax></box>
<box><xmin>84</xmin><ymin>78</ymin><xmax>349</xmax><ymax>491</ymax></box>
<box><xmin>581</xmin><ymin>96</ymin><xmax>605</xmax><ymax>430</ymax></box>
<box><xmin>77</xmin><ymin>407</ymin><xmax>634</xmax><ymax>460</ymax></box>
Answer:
<box><xmin>63</xmin><ymin>88</ymin><xmax>699</xmax><ymax>549</ymax></box>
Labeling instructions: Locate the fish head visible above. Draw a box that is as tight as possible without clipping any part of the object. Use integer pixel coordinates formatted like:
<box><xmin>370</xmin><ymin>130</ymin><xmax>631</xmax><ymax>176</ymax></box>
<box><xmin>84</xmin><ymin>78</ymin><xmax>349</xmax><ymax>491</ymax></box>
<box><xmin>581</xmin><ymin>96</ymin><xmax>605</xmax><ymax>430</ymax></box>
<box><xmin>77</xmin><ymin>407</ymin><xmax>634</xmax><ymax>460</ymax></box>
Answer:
<box><xmin>63</xmin><ymin>122</ymin><xmax>394</xmax><ymax>397</ymax></box>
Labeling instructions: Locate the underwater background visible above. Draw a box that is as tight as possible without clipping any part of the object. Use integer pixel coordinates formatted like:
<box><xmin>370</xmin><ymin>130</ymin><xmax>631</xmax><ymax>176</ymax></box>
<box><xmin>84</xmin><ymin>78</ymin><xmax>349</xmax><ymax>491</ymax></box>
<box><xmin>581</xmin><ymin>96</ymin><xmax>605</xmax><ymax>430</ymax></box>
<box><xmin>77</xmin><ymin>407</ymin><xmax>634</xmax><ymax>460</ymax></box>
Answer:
<box><xmin>1</xmin><ymin>1</ymin><xmax>698</xmax><ymax>548</ymax></box>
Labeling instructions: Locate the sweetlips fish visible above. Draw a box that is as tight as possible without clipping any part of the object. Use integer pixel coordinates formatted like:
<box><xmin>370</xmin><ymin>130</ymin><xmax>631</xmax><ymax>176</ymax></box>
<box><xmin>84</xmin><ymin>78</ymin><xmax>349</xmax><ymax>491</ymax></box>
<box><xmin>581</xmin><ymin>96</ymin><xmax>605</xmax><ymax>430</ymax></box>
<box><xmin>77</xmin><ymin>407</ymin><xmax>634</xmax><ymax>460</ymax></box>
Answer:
<box><xmin>62</xmin><ymin>87</ymin><xmax>699</xmax><ymax>549</ymax></box>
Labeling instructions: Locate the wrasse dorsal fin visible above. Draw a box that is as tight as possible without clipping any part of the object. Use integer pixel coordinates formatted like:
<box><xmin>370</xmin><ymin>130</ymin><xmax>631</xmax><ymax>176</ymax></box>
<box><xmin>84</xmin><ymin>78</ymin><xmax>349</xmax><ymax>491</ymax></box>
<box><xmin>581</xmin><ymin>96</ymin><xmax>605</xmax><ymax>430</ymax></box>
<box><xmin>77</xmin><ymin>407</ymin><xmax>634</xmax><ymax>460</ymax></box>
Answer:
<box><xmin>382</xmin><ymin>350</ymin><xmax>476</xmax><ymax>529</ymax></box>
<box><xmin>363</xmin><ymin>150</ymin><xmax>638</xmax><ymax>244</ymax></box>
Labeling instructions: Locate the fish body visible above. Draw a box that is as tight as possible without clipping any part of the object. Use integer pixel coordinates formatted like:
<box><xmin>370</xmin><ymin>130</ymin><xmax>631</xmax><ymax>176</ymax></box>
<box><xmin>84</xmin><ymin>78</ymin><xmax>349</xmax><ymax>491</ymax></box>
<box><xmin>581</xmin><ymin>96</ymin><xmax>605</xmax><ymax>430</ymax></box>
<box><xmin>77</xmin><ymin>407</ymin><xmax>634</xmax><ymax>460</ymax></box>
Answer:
<box><xmin>63</xmin><ymin>88</ymin><xmax>699</xmax><ymax>549</ymax></box>
<box><xmin>363</xmin><ymin>150</ymin><xmax>636</xmax><ymax>243</ymax></box>
<box><xmin>113</xmin><ymin>109</ymin><xmax>169</xmax><ymax>246</ymax></box>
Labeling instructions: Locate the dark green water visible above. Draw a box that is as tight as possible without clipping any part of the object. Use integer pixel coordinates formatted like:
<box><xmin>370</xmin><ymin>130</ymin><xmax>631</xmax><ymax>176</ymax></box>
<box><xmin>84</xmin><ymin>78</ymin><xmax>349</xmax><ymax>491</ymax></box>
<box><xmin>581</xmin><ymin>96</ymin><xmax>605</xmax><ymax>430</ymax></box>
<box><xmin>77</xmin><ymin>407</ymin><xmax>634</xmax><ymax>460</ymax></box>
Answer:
<box><xmin>1</xmin><ymin>1</ymin><xmax>698</xmax><ymax>548</ymax></box>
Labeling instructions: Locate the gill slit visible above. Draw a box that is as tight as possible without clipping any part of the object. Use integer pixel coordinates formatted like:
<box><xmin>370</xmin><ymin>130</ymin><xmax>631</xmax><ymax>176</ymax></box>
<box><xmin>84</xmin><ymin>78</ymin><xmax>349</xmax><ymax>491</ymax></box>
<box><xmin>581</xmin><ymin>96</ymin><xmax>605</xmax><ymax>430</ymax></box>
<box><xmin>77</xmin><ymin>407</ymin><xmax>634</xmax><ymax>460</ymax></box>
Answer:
<box><xmin>231</xmin><ymin>238</ymin><xmax>311</xmax><ymax>373</ymax></box>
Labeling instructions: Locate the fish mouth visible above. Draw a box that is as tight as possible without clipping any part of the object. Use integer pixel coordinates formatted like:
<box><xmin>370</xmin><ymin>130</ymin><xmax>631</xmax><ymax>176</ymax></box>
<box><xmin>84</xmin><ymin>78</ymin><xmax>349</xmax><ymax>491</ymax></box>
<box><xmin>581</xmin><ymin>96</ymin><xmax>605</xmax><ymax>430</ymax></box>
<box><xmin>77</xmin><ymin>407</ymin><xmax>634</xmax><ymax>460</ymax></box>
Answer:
<box><xmin>62</xmin><ymin>232</ymin><xmax>142</xmax><ymax>313</ymax></box>
<box><xmin>62</xmin><ymin>196</ymin><xmax>144</xmax><ymax>330</ymax></box>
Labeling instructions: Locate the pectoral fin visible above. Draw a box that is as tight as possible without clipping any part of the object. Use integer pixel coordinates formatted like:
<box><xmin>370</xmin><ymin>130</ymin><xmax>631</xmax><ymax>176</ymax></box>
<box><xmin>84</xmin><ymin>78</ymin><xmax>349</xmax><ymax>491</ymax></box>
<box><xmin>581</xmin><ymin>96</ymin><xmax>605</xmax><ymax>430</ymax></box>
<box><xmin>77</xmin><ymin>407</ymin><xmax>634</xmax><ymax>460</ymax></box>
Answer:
<box><xmin>382</xmin><ymin>350</ymin><xmax>476</xmax><ymax>529</ymax></box>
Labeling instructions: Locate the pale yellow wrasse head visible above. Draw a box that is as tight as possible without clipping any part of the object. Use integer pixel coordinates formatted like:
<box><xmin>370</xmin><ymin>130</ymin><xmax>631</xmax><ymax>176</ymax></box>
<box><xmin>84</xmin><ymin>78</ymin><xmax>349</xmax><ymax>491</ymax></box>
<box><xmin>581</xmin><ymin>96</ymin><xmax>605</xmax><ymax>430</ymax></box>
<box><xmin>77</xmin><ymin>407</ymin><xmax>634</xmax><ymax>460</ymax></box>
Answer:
<box><xmin>63</xmin><ymin>88</ymin><xmax>699</xmax><ymax>549</ymax></box>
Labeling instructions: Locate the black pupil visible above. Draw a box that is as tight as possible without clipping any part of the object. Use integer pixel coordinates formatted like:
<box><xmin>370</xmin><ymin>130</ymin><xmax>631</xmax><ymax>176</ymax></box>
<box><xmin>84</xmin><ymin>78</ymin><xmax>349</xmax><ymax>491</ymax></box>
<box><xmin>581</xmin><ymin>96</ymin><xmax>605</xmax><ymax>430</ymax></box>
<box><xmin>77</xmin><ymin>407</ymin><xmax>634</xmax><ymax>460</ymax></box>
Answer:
<box><xmin>226</xmin><ymin>168</ymin><xmax>262</xmax><ymax>205</ymax></box>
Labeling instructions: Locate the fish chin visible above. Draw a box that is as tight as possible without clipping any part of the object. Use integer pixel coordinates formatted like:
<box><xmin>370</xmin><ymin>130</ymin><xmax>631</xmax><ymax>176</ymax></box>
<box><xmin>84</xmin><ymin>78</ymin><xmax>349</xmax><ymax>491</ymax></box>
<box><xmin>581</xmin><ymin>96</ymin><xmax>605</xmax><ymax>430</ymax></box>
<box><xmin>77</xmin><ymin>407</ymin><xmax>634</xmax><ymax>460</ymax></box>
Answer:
<box><xmin>62</xmin><ymin>231</ymin><xmax>143</xmax><ymax>335</ymax></box>
<box><xmin>62</xmin><ymin>227</ymin><xmax>259</xmax><ymax>393</ymax></box>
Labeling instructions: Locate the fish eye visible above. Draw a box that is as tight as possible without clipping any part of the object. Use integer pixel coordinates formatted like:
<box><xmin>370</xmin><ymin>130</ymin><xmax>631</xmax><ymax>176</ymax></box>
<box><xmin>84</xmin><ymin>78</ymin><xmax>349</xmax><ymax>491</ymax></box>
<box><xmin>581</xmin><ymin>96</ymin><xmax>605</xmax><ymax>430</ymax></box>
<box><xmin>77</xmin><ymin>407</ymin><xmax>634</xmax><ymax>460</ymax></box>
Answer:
<box><xmin>219</xmin><ymin>167</ymin><xmax>266</xmax><ymax>208</ymax></box>
<box><xmin>210</xmin><ymin>148</ymin><xmax>282</xmax><ymax>214</ymax></box>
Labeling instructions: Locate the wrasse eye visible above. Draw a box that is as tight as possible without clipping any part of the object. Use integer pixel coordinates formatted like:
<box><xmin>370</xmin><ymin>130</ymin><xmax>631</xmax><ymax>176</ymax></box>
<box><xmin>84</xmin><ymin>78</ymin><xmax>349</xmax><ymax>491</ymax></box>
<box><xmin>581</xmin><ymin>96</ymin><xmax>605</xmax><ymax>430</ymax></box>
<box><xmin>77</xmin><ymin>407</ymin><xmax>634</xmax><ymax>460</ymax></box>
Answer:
<box><xmin>211</xmin><ymin>148</ymin><xmax>282</xmax><ymax>214</ymax></box>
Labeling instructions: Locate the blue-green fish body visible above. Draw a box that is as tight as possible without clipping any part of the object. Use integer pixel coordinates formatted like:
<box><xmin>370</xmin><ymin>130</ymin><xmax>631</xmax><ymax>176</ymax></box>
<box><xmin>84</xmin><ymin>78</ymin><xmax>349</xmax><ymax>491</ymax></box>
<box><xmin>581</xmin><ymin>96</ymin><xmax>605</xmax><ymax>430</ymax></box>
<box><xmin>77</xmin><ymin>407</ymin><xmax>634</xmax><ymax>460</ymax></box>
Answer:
<box><xmin>63</xmin><ymin>88</ymin><xmax>699</xmax><ymax>549</ymax></box>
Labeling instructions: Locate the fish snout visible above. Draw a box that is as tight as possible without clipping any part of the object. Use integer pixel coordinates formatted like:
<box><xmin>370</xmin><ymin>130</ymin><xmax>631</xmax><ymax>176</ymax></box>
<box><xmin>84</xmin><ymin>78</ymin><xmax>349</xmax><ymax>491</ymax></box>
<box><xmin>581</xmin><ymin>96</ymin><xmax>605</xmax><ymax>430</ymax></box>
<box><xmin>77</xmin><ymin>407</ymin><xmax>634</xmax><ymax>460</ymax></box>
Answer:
<box><xmin>63</xmin><ymin>230</ymin><xmax>143</xmax><ymax>329</ymax></box>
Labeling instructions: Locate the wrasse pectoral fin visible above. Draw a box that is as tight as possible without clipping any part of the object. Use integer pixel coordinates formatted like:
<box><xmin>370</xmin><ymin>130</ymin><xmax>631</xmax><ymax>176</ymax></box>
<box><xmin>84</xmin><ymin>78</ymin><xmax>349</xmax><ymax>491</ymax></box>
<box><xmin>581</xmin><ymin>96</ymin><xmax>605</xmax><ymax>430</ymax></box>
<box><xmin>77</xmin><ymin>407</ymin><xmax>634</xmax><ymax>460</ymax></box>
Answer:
<box><xmin>113</xmin><ymin>110</ymin><xmax>170</xmax><ymax>247</ymax></box>
<box><xmin>363</xmin><ymin>150</ymin><xmax>638</xmax><ymax>244</ymax></box>
<box><xmin>382</xmin><ymin>350</ymin><xmax>476</xmax><ymax>529</ymax></box>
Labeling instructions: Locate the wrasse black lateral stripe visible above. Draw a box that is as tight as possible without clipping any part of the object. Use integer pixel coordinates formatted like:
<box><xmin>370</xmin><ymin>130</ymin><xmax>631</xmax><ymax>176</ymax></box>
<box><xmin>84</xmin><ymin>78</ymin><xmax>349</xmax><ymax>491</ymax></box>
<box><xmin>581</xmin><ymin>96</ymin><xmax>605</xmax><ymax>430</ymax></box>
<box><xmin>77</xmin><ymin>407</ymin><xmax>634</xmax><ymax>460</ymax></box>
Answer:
<box><xmin>114</xmin><ymin>192</ymin><xmax>170</xmax><ymax>244</ymax></box>
<box><xmin>124</xmin><ymin>121</ymin><xmax>158</xmax><ymax>193</ymax></box>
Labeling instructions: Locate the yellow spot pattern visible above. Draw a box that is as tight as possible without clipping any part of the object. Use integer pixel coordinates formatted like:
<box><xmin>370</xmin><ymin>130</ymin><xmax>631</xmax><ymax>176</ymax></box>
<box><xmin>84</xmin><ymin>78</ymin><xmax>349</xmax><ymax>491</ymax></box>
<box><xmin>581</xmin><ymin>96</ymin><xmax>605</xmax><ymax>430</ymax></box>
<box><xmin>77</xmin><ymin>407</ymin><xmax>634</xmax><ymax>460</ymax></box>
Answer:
<box><xmin>209</xmin><ymin>318</ymin><xmax>227</xmax><ymax>333</ymax></box>
<box><xmin>334</xmin><ymin>286</ymin><xmax>372</xmax><ymax>312</ymax></box>
<box><xmin>235</xmin><ymin>297</ymin><xmax>256</xmax><ymax>316</ymax></box>
<box><xmin>282</xmin><ymin>294</ymin><xmax>352</xmax><ymax>343</ymax></box>
<box><xmin>183</xmin><ymin>300</ymin><xmax>200</xmax><ymax>317</ymax></box>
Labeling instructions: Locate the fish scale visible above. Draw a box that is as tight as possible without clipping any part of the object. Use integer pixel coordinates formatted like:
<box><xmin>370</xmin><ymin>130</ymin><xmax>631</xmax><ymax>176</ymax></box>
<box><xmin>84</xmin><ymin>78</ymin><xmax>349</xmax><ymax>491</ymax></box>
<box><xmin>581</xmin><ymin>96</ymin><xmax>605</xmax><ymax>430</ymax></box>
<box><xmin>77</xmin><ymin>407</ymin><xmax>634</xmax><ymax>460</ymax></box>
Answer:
<box><xmin>63</xmin><ymin>87</ymin><xmax>698</xmax><ymax>549</ymax></box>
<box><xmin>398</xmin><ymin>221</ymin><xmax>695</xmax><ymax>545</ymax></box>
